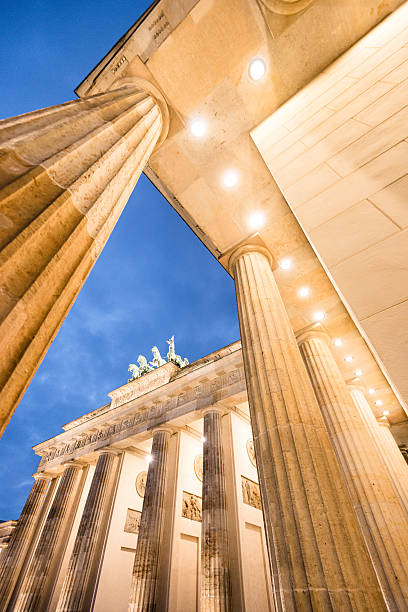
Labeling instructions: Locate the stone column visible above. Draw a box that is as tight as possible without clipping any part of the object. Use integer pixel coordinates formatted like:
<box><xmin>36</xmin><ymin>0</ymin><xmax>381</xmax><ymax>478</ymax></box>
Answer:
<box><xmin>0</xmin><ymin>473</ymin><xmax>51</xmax><ymax>609</ymax></box>
<box><xmin>12</xmin><ymin>462</ymin><xmax>84</xmax><ymax>611</ymax></box>
<box><xmin>201</xmin><ymin>408</ymin><xmax>231</xmax><ymax>612</ymax></box>
<box><xmin>229</xmin><ymin>243</ymin><xmax>385</xmax><ymax>611</ymax></box>
<box><xmin>56</xmin><ymin>450</ymin><xmax>120</xmax><ymax>611</ymax></box>
<box><xmin>0</xmin><ymin>78</ymin><xmax>169</xmax><ymax>437</ymax></box>
<box><xmin>299</xmin><ymin>329</ymin><xmax>408</xmax><ymax>610</ymax></box>
<box><xmin>128</xmin><ymin>428</ymin><xmax>172</xmax><ymax>612</ymax></box>
<box><xmin>349</xmin><ymin>385</ymin><xmax>408</xmax><ymax>516</ymax></box>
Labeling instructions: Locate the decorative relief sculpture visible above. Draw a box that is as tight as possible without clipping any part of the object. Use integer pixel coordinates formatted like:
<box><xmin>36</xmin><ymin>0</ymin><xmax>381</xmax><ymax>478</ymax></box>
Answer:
<box><xmin>182</xmin><ymin>491</ymin><xmax>202</xmax><ymax>522</ymax></box>
<box><xmin>246</xmin><ymin>438</ymin><xmax>257</xmax><ymax>467</ymax></box>
<box><xmin>136</xmin><ymin>471</ymin><xmax>147</xmax><ymax>498</ymax></box>
<box><xmin>194</xmin><ymin>454</ymin><xmax>203</xmax><ymax>482</ymax></box>
<box><xmin>124</xmin><ymin>508</ymin><xmax>142</xmax><ymax>534</ymax></box>
<box><xmin>241</xmin><ymin>475</ymin><xmax>262</xmax><ymax>510</ymax></box>
<box><xmin>128</xmin><ymin>336</ymin><xmax>188</xmax><ymax>382</ymax></box>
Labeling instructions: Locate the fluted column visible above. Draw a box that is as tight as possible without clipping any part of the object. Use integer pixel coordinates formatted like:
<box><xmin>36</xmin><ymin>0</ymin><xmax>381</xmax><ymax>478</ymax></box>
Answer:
<box><xmin>0</xmin><ymin>78</ymin><xmax>169</xmax><ymax>437</ymax></box>
<box><xmin>201</xmin><ymin>408</ymin><xmax>231</xmax><ymax>612</ymax></box>
<box><xmin>0</xmin><ymin>473</ymin><xmax>51</xmax><ymax>609</ymax></box>
<box><xmin>12</xmin><ymin>462</ymin><xmax>84</xmax><ymax>611</ymax></box>
<box><xmin>56</xmin><ymin>450</ymin><xmax>120</xmax><ymax>611</ymax></box>
<box><xmin>229</xmin><ymin>243</ymin><xmax>384</xmax><ymax>611</ymax></box>
<box><xmin>128</xmin><ymin>428</ymin><xmax>172</xmax><ymax>612</ymax></box>
<box><xmin>349</xmin><ymin>385</ymin><xmax>408</xmax><ymax>516</ymax></box>
<box><xmin>299</xmin><ymin>329</ymin><xmax>408</xmax><ymax>610</ymax></box>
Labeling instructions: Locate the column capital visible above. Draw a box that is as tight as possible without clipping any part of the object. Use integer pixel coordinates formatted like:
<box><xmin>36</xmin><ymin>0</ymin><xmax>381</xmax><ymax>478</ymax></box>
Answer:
<box><xmin>202</xmin><ymin>405</ymin><xmax>228</xmax><ymax>417</ymax></box>
<box><xmin>151</xmin><ymin>425</ymin><xmax>174</xmax><ymax>437</ymax></box>
<box><xmin>377</xmin><ymin>415</ymin><xmax>391</xmax><ymax>429</ymax></box>
<box><xmin>347</xmin><ymin>382</ymin><xmax>366</xmax><ymax>394</ymax></box>
<box><xmin>96</xmin><ymin>447</ymin><xmax>121</xmax><ymax>457</ymax></box>
<box><xmin>33</xmin><ymin>472</ymin><xmax>53</xmax><ymax>482</ymax></box>
<box><xmin>110</xmin><ymin>76</ymin><xmax>170</xmax><ymax>147</ymax></box>
<box><xmin>296</xmin><ymin>326</ymin><xmax>330</xmax><ymax>346</ymax></box>
<box><xmin>62</xmin><ymin>460</ymin><xmax>84</xmax><ymax>470</ymax></box>
<box><xmin>219</xmin><ymin>233</ymin><xmax>275</xmax><ymax>273</ymax></box>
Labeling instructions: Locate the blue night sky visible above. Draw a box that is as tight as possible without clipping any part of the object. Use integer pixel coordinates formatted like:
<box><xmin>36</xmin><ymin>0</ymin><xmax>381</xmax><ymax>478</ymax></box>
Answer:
<box><xmin>0</xmin><ymin>0</ymin><xmax>240</xmax><ymax>520</ymax></box>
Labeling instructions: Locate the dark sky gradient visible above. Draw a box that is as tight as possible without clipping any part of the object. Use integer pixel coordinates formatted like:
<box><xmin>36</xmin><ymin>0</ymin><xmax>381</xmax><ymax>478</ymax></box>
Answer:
<box><xmin>0</xmin><ymin>0</ymin><xmax>239</xmax><ymax>519</ymax></box>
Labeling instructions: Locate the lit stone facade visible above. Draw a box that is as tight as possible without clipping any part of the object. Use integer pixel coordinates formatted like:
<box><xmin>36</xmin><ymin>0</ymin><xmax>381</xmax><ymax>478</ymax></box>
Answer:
<box><xmin>2</xmin><ymin>1</ymin><xmax>408</xmax><ymax>610</ymax></box>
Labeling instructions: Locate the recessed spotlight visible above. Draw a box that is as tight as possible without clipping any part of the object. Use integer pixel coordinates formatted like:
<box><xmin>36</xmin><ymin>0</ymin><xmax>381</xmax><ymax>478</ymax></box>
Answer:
<box><xmin>383</xmin><ymin>410</ymin><xmax>390</xmax><ymax>416</ymax></box>
<box><xmin>279</xmin><ymin>258</ymin><xmax>292</xmax><ymax>270</ymax></box>
<box><xmin>368</xmin><ymin>388</ymin><xmax>375</xmax><ymax>395</ymax></box>
<box><xmin>345</xmin><ymin>355</ymin><xmax>353</xmax><ymax>363</ymax></box>
<box><xmin>190</xmin><ymin>118</ymin><xmax>206</xmax><ymax>138</ymax></box>
<box><xmin>375</xmin><ymin>400</ymin><xmax>383</xmax><ymax>406</ymax></box>
<box><xmin>355</xmin><ymin>369</ymin><xmax>363</xmax><ymax>377</ymax></box>
<box><xmin>333</xmin><ymin>338</ymin><xmax>343</xmax><ymax>347</ymax></box>
<box><xmin>248</xmin><ymin>211</ymin><xmax>266</xmax><ymax>231</ymax></box>
<box><xmin>146</xmin><ymin>454</ymin><xmax>153</xmax><ymax>463</ymax></box>
<box><xmin>313</xmin><ymin>311</ymin><xmax>325</xmax><ymax>322</ymax></box>
<box><xmin>249</xmin><ymin>58</ymin><xmax>266</xmax><ymax>81</ymax></box>
<box><xmin>298</xmin><ymin>286</ymin><xmax>310</xmax><ymax>298</ymax></box>
<box><xmin>201</xmin><ymin>436</ymin><xmax>206</xmax><ymax>443</ymax></box>
<box><xmin>222</xmin><ymin>169</ymin><xmax>239</xmax><ymax>188</ymax></box>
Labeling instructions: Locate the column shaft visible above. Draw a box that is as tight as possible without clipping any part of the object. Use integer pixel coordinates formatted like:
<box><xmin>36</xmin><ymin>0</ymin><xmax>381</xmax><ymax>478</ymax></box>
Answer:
<box><xmin>0</xmin><ymin>475</ymin><xmax>50</xmax><ymax>610</ymax></box>
<box><xmin>0</xmin><ymin>81</ymin><xmax>167</xmax><ymax>436</ymax></box>
<box><xmin>128</xmin><ymin>429</ymin><xmax>171</xmax><ymax>612</ymax></box>
<box><xmin>299</xmin><ymin>331</ymin><xmax>408</xmax><ymax>610</ymax></box>
<box><xmin>231</xmin><ymin>245</ymin><xmax>384</xmax><ymax>611</ymax></box>
<box><xmin>12</xmin><ymin>463</ymin><xmax>83</xmax><ymax>611</ymax></box>
<box><xmin>349</xmin><ymin>388</ymin><xmax>408</xmax><ymax>516</ymax></box>
<box><xmin>56</xmin><ymin>451</ymin><xmax>119</xmax><ymax>611</ymax></box>
<box><xmin>201</xmin><ymin>410</ymin><xmax>231</xmax><ymax>612</ymax></box>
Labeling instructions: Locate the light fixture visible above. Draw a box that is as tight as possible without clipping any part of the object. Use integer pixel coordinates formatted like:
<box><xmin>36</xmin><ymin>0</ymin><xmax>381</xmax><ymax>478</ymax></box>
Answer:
<box><xmin>333</xmin><ymin>338</ymin><xmax>343</xmax><ymax>347</ymax></box>
<box><xmin>146</xmin><ymin>454</ymin><xmax>153</xmax><ymax>463</ymax></box>
<box><xmin>190</xmin><ymin>118</ymin><xmax>206</xmax><ymax>138</ymax></box>
<box><xmin>222</xmin><ymin>169</ymin><xmax>239</xmax><ymax>188</ymax></box>
<box><xmin>279</xmin><ymin>257</ymin><xmax>292</xmax><ymax>270</ymax></box>
<box><xmin>368</xmin><ymin>388</ymin><xmax>375</xmax><ymax>395</ymax></box>
<box><xmin>354</xmin><ymin>369</ymin><xmax>363</xmax><ymax>377</ymax></box>
<box><xmin>375</xmin><ymin>399</ymin><xmax>383</xmax><ymax>406</ymax></box>
<box><xmin>248</xmin><ymin>211</ymin><xmax>266</xmax><ymax>231</ymax></box>
<box><xmin>201</xmin><ymin>436</ymin><xmax>206</xmax><ymax>443</ymax></box>
<box><xmin>298</xmin><ymin>286</ymin><xmax>310</xmax><ymax>298</ymax></box>
<box><xmin>345</xmin><ymin>355</ymin><xmax>353</xmax><ymax>363</ymax></box>
<box><xmin>383</xmin><ymin>410</ymin><xmax>390</xmax><ymax>416</ymax></box>
<box><xmin>313</xmin><ymin>310</ymin><xmax>325</xmax><ymax>322</ymax></box>
<box><xmin>249</xmin><ymin>57</ymin><xmax>266</xmax><ymax>81</ymax></box>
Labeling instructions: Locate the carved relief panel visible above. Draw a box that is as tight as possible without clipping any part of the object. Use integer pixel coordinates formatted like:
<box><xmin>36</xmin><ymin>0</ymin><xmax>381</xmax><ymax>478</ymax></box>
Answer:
<box><xmin>124</xmin><ymin>508</ymin><xmax>142</xmax><ymax>534</ymax></box>
<box><xmin>182</xmin><ymin>491</ymin><xmax>202</xmax><ymax>522</ymax></box>
<box><xmin>135</xmin><ymin>471</ymin><xmax>147</xmax><ymax>497</ymax></box>
<box><xmin>194</xmin><ymin>454</ymin><xmax>203</xmax><ymax>482</ymax></box>
<box><xmin>241</xmin><ymin>476</ymin><xmax>262</xmax><ymax>510</ymax></box>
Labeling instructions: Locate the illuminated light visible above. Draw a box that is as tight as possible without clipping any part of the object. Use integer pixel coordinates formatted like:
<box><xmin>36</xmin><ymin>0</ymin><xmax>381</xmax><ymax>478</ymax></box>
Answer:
<box><xmin>375</xmin><ymin>399</ymin><xmax>383</xmax><ymax>406</ymax></box>
<box><xmin>298</xmin><ymin>286</ymin><xmax>310</xmax><ymax>298</ymax></box>
<box><xmin>222</xmin><ymin>169</ymin><xmax>239</xmax><ymax>188</ymax></box>
<box><xmin>313</xmin><ymin>310</ymin><xmax>325</xmax><ymax>322</ymax></box>
<box><xmin>333</xmin><ymin>338</ymin><xmax>343</xmax><ymax>347</ymax></box>
<box><xmin>201</xmin><ymin>436</ymin><xmax>206</xmax><ymax>443</ymax></box>
<box><xmin>368</xmin><ymin>388</ymin><xmax>375</xmax><ymax>395</ymax></box>
<box><xmin>248</xmin><ymin>211</ymin><xmax>266</xmax><ymax>231</ymax></box>
<box><xmin>249</xmin><ymin>57</ymin><xmax>266</xmax><ymax>81</ymax></box>
<box><xmin>279</xmin><ymin>258</ymin><xmax>292</xmax><ymax>270</ymax></box>
<box><xmin>344</xmin><ymin>355</ymin><xmax>353</xmax><ymax>363</ymax></box>
<box><xmin>355</xmin><ymin>369</ymin><xmax>363</xmax><ymax>377</ymax></box>
<box><xmin>146</xmin><ymin>454</ymin><xmax>153</xmax><ymax>463</ymax></box>
<box><xmin>190</xmin><ymin>118</ymin><xmax>206</xmax><ymax>138</ymax></box>
<box><xmin>383</xmin><ymin>410</ymin><xmax>390</xmax><ymax>416</ymax></box>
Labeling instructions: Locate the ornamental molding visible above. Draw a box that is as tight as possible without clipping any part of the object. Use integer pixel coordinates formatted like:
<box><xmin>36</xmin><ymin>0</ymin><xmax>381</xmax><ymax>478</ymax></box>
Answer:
<box><xmin>109</xmin><ymin>362</ymin><xmax>179</xmax><ymax>409</ymax></box>
<box><xmin>37</xmin><ymin>364</ymin><xmax>245</xmax><ymax>471</ymax></box>
<box><xmin>259</xmin><ymin>0</ymin><xmax>316</xmax><ymax>15</ymax></box>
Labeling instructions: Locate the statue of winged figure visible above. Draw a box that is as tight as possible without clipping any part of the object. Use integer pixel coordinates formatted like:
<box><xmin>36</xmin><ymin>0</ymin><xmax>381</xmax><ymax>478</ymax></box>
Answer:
<box><xmin>150</xmin><ymin>346</ymin><xmax>166</xmax><ymax>368</ymax></box>
<box><xmin>166</xmin><ymin>336</ymin><xmax>189</xmax><ymax>368</ymax></box>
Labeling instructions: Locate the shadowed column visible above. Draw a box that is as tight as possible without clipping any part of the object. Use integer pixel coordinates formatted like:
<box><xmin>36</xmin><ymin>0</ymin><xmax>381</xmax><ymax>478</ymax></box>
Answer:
<box><xmin>0</xmin><ymin>79</ymin><xmax>168</xmax><ymax>437</ymax></box>
<box><xmin>230</xmin><ymin>243</ymin><xmax>385</xmax><ymax>611</ymax></box>
<box><xmin>299</xmin><ymin>329</ymin><xmax>408</xmax><ymax>610</ymax></box>
<box><xmin>56</xmin><ymin>450</ymin><xmax>120</xmax><ymax>611</ymax></box>
<box><xmin>0</xmin><ymin>473</ymin><xmax>51</xmax><ymax>609</ymax></box>
<box><xmin>348</xmin><ymin>385</ymin><xmax>408</xmax><ymax>516</ymax></box>
<box><xmin>12</xmin><ymin>462</ymin><xmax>84</xmax><ymax>611</ymax></box>
<box><xmin>128</xmin><ymin>428</ymin><xmax>171</xmax><ymax>612</ymax></box>
<box><xmin>201</xmin><ymin>408</ymin><xmax>231</xmax><ymax>612</ymax></box>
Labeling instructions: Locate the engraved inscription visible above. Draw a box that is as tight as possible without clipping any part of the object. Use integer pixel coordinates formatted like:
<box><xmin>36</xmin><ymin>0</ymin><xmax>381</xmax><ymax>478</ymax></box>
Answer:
<box><xmin>182</xmin><ymin>491</ymin><xmax>202</xmax><ymax>522</ymax></box>
<box><xmin>241</xmin><ymin>476</ymin><xmax>262</xmax><ymax>510</ymax></box>
<box><xmin>124</xmin><ymin>508</ymin><xmax>142</xmax><ymax>534</ymax></box>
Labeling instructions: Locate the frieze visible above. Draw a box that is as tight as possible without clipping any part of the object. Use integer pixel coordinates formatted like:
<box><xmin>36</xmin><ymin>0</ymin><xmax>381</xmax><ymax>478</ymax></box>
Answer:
<box><xmin>124</xmin><ymin>508</ymin><xmax>142</xmax><ymax>534</ymax></box>
<box><xmin>241</xmin><ymin>476</ymin><xmax>262</xmax><ymax>510</ymax></box>
<box><xmin>39</xmin><ymin>366</ymin><xmax>245</xmax><ymax>468</ymax></box>
<box><xmin>182</xmin><ymin>491</ymin><xmax>202</xmax><ymax>522</ymax></box>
